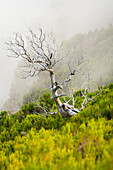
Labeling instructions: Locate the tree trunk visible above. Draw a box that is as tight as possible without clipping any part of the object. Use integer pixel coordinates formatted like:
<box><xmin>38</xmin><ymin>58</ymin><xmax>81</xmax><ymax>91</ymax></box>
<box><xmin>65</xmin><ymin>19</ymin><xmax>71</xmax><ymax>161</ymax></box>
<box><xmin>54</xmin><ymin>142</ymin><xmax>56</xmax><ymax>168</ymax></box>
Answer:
<box><xmin>49</xmin><ymin>70</ymin><xmax>64</xmax><ymax>116</ymax></box>
<box><xmin>49</xmin><ymin>70</ymin><xmax>78</xmax><ymax>117</ymax></box>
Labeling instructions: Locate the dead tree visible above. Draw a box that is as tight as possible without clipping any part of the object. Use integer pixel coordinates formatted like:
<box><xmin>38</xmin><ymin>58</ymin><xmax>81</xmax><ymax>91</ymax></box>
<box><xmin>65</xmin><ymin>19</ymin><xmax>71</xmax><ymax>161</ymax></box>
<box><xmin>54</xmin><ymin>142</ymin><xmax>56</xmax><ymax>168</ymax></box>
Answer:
<box><xmin>6</xmin><ymin>28</ymin><xmax>87</xmax><ymax>117</ymax></box>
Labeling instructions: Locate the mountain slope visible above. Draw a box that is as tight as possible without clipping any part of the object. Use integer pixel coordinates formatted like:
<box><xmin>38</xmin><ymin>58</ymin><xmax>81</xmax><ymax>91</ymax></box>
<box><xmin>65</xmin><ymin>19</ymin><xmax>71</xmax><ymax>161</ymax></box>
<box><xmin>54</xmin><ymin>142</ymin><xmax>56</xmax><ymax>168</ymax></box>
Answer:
<box><xmin>0</xmin><ymin>83</ymin><xmax>113</xmax><ymax>169</ymax></box>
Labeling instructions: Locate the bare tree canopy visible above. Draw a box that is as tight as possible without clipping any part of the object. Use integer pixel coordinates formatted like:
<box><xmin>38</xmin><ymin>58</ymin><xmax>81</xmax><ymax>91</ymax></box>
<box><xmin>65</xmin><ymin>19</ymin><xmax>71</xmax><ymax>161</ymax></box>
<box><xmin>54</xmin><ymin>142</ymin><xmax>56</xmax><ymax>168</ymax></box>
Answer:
<box><xmin>6</xmin><ymin>28</ymin><xmax>101</xmax><ymax>117</ymax></box>
<box><xmin>6</xmin><ymin>29</ymin><xmax>59</xmax><ymax>78</ymax></box>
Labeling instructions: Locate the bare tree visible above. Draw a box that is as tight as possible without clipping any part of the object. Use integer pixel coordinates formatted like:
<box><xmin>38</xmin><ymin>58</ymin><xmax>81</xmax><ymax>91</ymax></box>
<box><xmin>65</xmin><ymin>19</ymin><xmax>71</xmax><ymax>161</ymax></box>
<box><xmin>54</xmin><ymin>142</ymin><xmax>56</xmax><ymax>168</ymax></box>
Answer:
<box><xmin>6</xmin><ymin>28</ymin><xmax>88</xmax><ymax>117</ymax></box>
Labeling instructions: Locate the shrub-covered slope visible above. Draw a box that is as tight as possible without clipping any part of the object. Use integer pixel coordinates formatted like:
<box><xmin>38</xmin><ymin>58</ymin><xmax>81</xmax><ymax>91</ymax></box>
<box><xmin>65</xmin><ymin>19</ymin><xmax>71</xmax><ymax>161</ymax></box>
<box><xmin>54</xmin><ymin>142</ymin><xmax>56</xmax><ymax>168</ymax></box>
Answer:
<box><xmin>0</xmin><ymin>83</ymin><xmax>113</xmax><ymax>169</ymax></box>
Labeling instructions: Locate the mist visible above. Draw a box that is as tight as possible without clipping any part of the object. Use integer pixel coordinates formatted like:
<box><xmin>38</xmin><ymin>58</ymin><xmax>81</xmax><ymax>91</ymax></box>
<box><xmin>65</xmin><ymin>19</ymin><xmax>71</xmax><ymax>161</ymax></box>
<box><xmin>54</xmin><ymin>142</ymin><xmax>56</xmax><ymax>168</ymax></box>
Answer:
<box><xmin>0</xmin><ymin>0</ymin><xmax>113</xmax><ymax>108</ymax></box>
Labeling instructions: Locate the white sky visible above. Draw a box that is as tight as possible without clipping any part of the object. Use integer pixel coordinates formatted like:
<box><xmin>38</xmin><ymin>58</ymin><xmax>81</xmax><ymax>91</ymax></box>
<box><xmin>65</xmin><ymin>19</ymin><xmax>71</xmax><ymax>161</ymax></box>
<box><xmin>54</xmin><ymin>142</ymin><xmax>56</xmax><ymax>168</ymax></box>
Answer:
<box><xmin>0</xmin><ymin>0</ymin><xmax>113</xmax><ymax>108</ymax></box>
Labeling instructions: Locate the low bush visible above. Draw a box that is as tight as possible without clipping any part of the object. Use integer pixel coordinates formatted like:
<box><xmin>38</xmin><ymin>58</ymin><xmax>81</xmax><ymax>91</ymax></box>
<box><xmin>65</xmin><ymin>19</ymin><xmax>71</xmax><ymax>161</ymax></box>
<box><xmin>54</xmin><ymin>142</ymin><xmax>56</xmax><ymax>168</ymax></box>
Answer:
<box><xmin>0</xmin><ymin>83</ymin><xmax>113</xmax><ymax>169</ymax></box>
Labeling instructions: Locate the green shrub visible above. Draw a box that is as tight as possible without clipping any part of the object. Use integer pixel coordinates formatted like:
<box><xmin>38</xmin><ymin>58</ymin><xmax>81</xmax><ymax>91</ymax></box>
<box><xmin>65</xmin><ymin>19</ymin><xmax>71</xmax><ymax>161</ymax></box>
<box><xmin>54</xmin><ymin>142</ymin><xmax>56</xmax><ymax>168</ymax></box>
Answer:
<box><xmin>0</xmin><ymin>83</ymin><xmax>113</xmax><ymax>169</ymax></box>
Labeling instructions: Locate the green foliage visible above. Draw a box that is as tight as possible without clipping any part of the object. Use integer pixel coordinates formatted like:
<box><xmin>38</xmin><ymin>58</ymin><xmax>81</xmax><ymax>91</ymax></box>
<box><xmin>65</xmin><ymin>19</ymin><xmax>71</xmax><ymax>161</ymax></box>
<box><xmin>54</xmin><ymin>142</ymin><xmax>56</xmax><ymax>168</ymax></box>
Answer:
<box><xmin>0</xmin><ymin>118</ymin><xmax>113</xmax><ymax>169</ymax></box>
<box><xmin>0</xmin><ymin>83</ymin><xmax>113</xmax><ymax>169</ymax></box>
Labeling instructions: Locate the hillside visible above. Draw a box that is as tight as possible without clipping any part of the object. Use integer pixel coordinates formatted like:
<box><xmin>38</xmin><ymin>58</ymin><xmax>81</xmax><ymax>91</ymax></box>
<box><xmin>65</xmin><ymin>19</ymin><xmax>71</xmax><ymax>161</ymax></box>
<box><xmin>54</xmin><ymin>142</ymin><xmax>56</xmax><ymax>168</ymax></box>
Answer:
<box><xmin>0</xmin><ymin>83</ymin><xmax>113</xmax><ymax>169</ymax></box>
<box><xmin>3</xmin><ymin>25</ymin><xmax>113</xmax><ymax>112</ymax></box>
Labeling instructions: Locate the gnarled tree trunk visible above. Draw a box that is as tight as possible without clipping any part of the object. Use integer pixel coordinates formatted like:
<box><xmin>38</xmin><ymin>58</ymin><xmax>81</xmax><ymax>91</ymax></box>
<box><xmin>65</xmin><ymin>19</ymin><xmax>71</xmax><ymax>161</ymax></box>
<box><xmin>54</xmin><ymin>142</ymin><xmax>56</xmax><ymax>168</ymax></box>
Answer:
<box><xmin>49</xmin><ymin>69</ymin><xmax>79</xmax><ymax>117</ymax></box>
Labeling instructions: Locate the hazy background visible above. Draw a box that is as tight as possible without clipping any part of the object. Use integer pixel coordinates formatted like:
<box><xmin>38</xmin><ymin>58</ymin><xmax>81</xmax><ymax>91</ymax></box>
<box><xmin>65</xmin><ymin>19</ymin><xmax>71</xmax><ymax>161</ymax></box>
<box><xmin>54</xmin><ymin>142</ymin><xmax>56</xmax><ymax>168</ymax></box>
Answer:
<box><xmin>0</xmin><ymin>0</ymin><xmax>113</xmax><ymax>108</ymax></box>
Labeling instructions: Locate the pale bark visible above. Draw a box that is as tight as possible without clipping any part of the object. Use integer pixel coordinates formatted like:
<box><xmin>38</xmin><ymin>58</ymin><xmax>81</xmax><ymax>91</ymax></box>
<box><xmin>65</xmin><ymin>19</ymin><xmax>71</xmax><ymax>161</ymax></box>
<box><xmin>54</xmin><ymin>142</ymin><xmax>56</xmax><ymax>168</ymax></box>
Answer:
<box><xmin>6</xmin><ymin>28</ymin><xmax>89</xmax><ymax>117</ymax></box>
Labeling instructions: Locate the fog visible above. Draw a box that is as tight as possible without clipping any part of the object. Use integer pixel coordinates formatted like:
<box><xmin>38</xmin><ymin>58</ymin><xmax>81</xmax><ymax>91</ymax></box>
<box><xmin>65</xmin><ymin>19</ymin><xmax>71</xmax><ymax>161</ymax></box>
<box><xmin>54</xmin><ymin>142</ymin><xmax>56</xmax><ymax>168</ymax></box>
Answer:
<box><xmin>0</xmin><ymin>0</ymin><xmax>113</xmax><ymax>108</ymax></box>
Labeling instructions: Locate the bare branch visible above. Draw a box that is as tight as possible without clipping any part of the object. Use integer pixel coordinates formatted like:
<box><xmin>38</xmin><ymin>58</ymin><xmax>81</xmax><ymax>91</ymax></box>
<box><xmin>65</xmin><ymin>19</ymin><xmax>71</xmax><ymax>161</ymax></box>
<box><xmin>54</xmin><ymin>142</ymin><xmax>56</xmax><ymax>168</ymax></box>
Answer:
<box><xmin>60</xmin><ymin>52</ymin><xmax>86</xmax><ymax>86</ymax></box>
<box><xmin>6</xmin><ymin>29</ymin><xmax>60</xmax><ymax>78</ymax></box>
<box><xmin>52</xmin><ymin>85</ymin><xmax>63</xmax><ymax>92</ymax></box>
<box><xmin>79</xmin><ymin>88</ymin><xmax>103</xmax><ymax>110</ymax></box>
<box><xmin>53</xmin><ymin>94</ymin><xmax>67</xmax><ymax>99</ymax></box>
<box><xmin>85</xmin><ymin>89</ymin><xmax>103</xmax><ymax>107</ymax></box>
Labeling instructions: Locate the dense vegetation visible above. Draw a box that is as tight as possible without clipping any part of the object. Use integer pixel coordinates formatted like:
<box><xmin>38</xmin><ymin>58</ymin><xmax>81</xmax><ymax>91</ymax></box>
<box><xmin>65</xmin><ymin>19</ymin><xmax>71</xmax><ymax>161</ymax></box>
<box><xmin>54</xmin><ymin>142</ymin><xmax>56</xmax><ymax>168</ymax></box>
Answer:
<box><xmin>0</xmin><ymin>83</ymin><xmax>113</xmax><ymax>169</ymax></box>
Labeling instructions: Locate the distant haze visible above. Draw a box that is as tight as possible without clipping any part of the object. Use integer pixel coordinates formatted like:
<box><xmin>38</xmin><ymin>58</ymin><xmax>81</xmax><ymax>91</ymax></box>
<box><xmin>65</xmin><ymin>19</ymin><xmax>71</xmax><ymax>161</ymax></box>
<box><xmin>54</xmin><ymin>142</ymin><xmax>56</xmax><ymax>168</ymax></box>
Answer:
<box><xmin>0</xmin><ymin>0</ymin><xmax>113</xmax><ymax>108</ymax></box>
